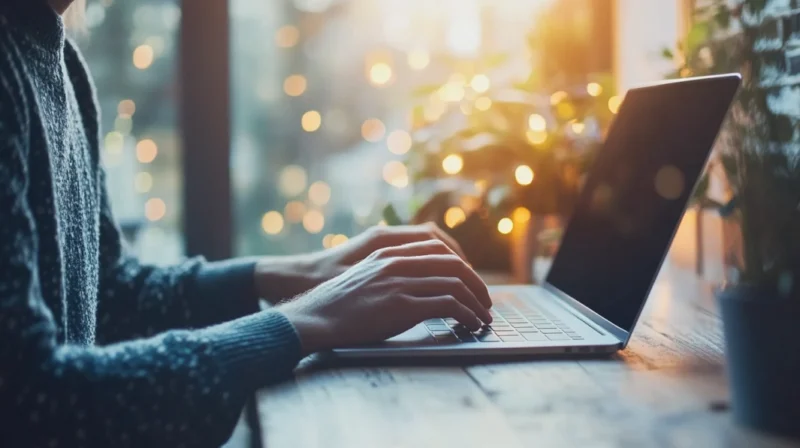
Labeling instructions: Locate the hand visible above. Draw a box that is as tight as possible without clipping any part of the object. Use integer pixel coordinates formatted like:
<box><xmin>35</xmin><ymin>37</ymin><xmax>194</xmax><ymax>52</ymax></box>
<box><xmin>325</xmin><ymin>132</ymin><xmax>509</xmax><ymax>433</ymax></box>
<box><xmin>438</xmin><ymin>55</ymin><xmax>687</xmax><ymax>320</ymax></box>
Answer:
<box><xmin>254</xmin><ymin>223</ymin><xmax>468</xmax><ymax>303</ymax></box>
<box><xmin>277</xmin><ymin>239</ymin><xmax>492</xmax><ymax>354</ymax></box>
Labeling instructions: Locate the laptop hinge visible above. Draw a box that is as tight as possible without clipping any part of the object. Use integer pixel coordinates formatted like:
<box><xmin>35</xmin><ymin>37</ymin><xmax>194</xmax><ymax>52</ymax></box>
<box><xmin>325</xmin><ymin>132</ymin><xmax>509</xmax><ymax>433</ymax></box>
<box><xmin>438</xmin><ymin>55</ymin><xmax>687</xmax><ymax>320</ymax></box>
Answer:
<box><xmin>542</xmin><ymin>283</ymin><xmax>630</xmax><ymax>347</ymax></box>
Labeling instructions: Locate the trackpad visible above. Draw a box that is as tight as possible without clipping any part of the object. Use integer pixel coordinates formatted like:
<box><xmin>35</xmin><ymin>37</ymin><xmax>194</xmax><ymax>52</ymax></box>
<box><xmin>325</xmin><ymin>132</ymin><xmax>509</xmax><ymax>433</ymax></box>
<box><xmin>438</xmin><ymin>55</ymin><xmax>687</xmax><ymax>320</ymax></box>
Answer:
<box><xmin>378</xmin><ymin>324</ymin><xmax>435</xmax><ymax>348</ymax></box>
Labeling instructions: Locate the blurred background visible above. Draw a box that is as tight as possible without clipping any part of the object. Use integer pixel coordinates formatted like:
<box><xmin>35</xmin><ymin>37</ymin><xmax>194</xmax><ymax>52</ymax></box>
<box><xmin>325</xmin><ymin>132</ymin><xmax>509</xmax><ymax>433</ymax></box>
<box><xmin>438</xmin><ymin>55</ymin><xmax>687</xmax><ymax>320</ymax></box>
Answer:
<box><xmin>75</xmin><ymin>0</ymin><xmax>695</xmax><ymax>269</ymax></box>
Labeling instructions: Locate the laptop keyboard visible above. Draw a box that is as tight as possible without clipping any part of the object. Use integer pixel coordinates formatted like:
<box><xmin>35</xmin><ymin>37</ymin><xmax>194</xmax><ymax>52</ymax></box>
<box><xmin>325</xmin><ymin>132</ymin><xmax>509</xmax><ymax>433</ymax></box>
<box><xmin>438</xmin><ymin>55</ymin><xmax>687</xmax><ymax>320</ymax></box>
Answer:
<box><xmin>423</xmin><ymin>293</ymin><xmax>584</xmax><ymax>344</ymax></box>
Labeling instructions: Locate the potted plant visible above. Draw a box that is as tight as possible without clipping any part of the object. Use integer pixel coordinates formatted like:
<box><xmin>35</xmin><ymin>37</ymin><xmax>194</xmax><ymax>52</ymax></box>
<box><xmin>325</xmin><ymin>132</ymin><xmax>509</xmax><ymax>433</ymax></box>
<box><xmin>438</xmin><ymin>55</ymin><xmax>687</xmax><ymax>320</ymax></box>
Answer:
<box><xmin>393</xmin><ymin>15</ymin><xmax>617</xmax><ymax>280</ymax></box>
<box><xmin>670</xmin><ymin>0</ymin><xmax>800</xmax><ymax>437</ymax></box>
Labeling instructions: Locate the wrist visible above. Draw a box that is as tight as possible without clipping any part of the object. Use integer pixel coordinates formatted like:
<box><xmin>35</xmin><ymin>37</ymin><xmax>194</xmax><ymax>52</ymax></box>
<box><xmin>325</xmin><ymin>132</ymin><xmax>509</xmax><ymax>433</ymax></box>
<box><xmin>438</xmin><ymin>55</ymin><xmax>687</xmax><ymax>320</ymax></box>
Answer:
<box><xmin>277</xmin><ymin>302</ymin><xmax>330</xmax><ymax>355</ymax></box>
<box><xmin>254</xmin><ymin>254</ymin><xmax>326</xmax><ymax>304</ymax></box>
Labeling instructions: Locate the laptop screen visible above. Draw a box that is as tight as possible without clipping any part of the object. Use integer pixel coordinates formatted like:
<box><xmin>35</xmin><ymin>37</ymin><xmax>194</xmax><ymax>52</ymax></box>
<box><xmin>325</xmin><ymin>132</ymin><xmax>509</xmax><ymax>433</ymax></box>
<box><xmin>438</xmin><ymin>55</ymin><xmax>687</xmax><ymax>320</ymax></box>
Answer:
<box><xmin>545</xmin><ymin>75</ymin><xmax>739</xmax><ymax>332</ymax></box>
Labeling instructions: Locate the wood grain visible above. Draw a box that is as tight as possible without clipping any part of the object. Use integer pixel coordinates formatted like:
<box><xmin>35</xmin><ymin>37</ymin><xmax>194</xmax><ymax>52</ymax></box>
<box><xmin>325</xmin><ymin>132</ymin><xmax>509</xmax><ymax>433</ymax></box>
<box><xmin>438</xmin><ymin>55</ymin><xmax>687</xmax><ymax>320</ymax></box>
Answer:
<box><xmin>255</xmin><ymin>262</ymin><xmax>800</xmax><ymax>448</ymax></box>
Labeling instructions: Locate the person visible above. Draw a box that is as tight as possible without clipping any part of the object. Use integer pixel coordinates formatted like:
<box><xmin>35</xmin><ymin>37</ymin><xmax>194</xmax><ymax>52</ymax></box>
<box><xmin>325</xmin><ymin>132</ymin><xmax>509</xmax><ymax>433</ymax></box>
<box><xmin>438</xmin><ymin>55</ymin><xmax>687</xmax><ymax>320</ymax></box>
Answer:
<box><xmin>0</xmin><ymin>0</ymin><xmax>493</xmax><ymax>446</ymax></box>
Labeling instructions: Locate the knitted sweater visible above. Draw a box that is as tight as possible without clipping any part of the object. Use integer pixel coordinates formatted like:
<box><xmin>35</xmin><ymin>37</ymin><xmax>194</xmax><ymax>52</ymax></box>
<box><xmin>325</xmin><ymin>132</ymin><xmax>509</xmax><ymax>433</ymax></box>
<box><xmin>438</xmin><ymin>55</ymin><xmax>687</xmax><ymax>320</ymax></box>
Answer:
<box><xmin>0</xmin><ymin>3</ymin><xmax>302</xmax><ymax>447</ymax></box>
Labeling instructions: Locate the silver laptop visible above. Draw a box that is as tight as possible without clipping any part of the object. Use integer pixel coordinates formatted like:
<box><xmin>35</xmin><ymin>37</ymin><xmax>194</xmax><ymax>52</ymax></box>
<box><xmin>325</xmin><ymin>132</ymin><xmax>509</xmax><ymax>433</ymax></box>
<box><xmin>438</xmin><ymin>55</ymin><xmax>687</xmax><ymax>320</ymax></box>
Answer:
<box><xmin>334</xmin><ymin>74</ymin><xmax>741</xmax><ymax>359</ymax></box>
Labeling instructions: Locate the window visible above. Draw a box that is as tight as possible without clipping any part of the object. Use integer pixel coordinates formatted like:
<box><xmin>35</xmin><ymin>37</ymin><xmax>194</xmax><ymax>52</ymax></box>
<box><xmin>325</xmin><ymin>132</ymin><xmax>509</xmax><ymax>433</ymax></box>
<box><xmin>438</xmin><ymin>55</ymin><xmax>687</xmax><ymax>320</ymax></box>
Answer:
<box><xmin>76</xmin><ymin>0</ymin><xmax>183</xmax><ymax>264</ymax></box>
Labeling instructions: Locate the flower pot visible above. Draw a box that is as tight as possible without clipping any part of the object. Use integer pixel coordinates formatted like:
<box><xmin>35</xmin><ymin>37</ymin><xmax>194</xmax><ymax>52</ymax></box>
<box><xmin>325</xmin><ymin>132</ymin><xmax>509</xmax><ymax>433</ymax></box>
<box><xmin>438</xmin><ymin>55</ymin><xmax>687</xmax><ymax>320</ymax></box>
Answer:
<box><xmin>718</xmin><ymin>285</ymin><xmax>800</xmax><ymax>438</ymax></box>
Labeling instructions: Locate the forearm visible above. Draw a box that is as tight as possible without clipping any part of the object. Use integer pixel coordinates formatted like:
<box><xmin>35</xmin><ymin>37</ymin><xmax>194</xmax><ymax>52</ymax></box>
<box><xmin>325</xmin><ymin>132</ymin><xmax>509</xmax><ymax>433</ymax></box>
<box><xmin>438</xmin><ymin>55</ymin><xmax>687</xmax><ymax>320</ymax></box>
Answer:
<box><xmin>254</xmin><ymin>253</ymin><xmax>334</xmax><ymax>304</ymax></box>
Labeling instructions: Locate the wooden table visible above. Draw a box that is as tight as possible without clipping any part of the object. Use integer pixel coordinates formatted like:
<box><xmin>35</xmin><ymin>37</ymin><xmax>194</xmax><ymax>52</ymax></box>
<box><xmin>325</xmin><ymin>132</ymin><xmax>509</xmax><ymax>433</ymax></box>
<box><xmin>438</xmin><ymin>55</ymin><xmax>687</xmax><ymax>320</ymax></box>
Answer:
<box><xmin>252</xmin><ymin>262</ymin><xmax>799</xmax><ymax>448</ymax></box>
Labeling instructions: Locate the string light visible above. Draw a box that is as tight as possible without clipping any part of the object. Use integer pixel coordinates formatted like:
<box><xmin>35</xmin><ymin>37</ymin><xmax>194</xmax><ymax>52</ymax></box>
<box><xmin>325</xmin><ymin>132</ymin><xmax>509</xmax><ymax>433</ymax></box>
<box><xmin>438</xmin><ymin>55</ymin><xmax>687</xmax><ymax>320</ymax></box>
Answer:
<box><xmin>513</xmin><ymin>207</ymin><xmax>531</xmax><ymax>223</ymax></box>
<box><xmin>134</xmin><ymin>172</ymin><xmax>153</xmax><ymax>193</ymax></box>
<box><xmin>132</xmin><ymin>45</ymin><xmax>154</xmax><ymax>70</ymax></box>
<box><xmin>550</xmin><ymin>91</ymin><xmax>567</xmax><ymax>105</ymax></box>
<box><xmin>284</xmin><ymin>74</ymin><xmax>307</xmax><ymax>97</ymax></box>
<box><xmin>444</xmin><ymin>207</ymin><xmax>466</xmax><ymax>228</ymax></box>
<box><xmin>587</xmin><ymin>82</ymin><xmax>603</xmax><ymax>97</ymax></box>
<box><xmin>387</xmin><ymin>130</ymin><xmax>412</xmax><ymax>155</ymax></box>
<box><xmin>475</xmin><ymin>96</ymin><xmax>492</xmax><ymax>111</ymax></box>
<box><xmin>322</xmin><ymin>234</ymin><xmax>335</xmax><ymax>248</ymax></box>
<box><xmin>302</xmin><ymin>210</ymin><xmax>325</xmax><ymax>234</ymax></box>
<box><xmin>284</xmin><ymin>201</ymin><xmax>307</xmax><ymax>223</ymax></box>
<box><xmin>407</xmin><ymin>50</ymin><xmax>430</xmax><ymax>70</ymax></box>
<box><xmin>608</xmin><ymin>95</ymin><xmax>623</xmax><ymax>114</ymax></box>
<box><xmin>331</xmin><ymin>234</ymin><xmax>349</xmax><ymax>247</ymax></box>
<box><xmin>470</xmin><ymin>74</ymin><xmax>491</xmax><ymax>93</ymax></box>
<box><xmin>145</xmin><ymin>198</ymin><xmax>166</xmax><ymax>222</ymax></box>
<box><xmin>275</xmin><ymin>25</ymin><xmax>299</xmax><ymax>48</ymax></box>
<box><xmin>308</xmin><ymin>181</ymin><xmax>331</xmax><ymax>206</ymax></box>
<box><xmin>515</xmin><ymin>165</ymin><xmax>534</xmax><ymax>186</ymax></box>
<box><xmin>369</xmin><ymin>62</ymin><xmax>393</xmax><ymax>86</ymax></box>
<box><xmin>118</xmin><ymin>99</ymin><xmax>136</xmax><ymax>117</ymax></box>
<box><xmin>528</xmin><ymin>114</ymin><xmax>546</xmax><ymax>132</ymax></box>
<box><xmin>382</xmin><ymin>161</ymin><xmax>409</xmax><ymax>188</ymax></box>
<box><xmin>261</xmin><ymin>211</ymin><xmax>285</xmax><ymax>235</ymax></box>
<box><xmin>278</xmin><ymin>165</ymin><xmax>307</xmax><ymax>197</ymax></box>
<box><xmin>136</xmin><ymin>139</ymin><xmax>158</xmax><ymax>163</ymax></box>
<box><xmin>497</xmin><ymin>218</ymin><xmax>514</xmax><ymax>235</ymax></box>
<box><xmin>361</xmin><ymin>119</ymin><xmax>386</xmax><ymax>142</ymax></box>
<box><xmin>570</xmin><ymin>121</ymin><xmax>586</xmax><ymax>134</ymax></box>
<box><xmin>301</xmin><ymin>110</ymin><xmax>322</xmax><ymax>132</ymax></box>
<box><xmin>526</xmin><ymin>130</ymin><xmax>547</xmax><ymax>145</ymax></box>
<box><xmin>442</xmin><ymin>154</ymin><xmax>463</xmax><ymax>175</ymax></box>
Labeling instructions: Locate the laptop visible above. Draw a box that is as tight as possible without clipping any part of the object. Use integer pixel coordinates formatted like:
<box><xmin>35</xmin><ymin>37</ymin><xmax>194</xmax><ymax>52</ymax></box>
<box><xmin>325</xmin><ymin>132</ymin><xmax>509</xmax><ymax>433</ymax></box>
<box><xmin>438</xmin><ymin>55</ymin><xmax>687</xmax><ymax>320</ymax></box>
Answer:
<box><xmin>334</xmin><ymin>74</ymin><xmax>741</xmax><ymax>359</ymax></box>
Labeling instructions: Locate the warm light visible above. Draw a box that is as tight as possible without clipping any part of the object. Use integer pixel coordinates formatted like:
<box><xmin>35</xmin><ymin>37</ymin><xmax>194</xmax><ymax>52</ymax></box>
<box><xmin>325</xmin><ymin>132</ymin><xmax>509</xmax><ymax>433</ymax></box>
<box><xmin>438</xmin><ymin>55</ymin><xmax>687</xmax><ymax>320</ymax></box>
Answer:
<box><xmin>331</xmin><ymin>234</ymin><xmax>349</xmax><ymax>247</ymax></box>
<box><xmin>275</xmin><ymin>25</ymin><xmax>300</xmax><ymax>48</ymax></box>
<box><xmin>115</xmin><ymin>116</ymin><xmax>133</xmax><ymax>134</ymax></box>
<box><xmin>608</xmin><ymin>95</ymin><xmax>623</xmax><ymax>114</ymax></box>
<box><xmin>407</xmin><ymin>50</ymin><xmax>430</xmax><ymax>70</ymax></box>
<box><xmin>261</xmin><ymin>211</ymin><xmax>285</xmax><ymax>235</ymax></box>
<box><xmin>442</xmin><ymin>154</ymin><xmax>463</xmax><ymax>175</ymax></box>
<box><xmin>134</xmin><ymin>172</ymin><xmax>153</xmax><ymax>193</ymax></box>
<box><xmin>556</xmin><ymin>102</ymin><xmax>576</xmax><ymax>119</ymax></box>
<box><xmin>308</xmin><ymin>181</ymin><xmax>331</xmax><ymax>206</ymax></box>
<box><xmin>118</xmin><ymin>99</ymin><xmax>136</xmax><ymax>117</ymax></box>
<box><xmin>513</xmin><ymin>207</ymin><xmax>531</xmax><ymax>223</ymax></box>
<box><xmin>382</xmin><ymin>161</ymin><xmax>409</xmax><ymax>188</ymax></box>
<box><xmin>550</xmin><ymin>91</ymin><xmax>568</xmax><ymax>105</ymax></box>
<box><xmin>570</xmin><ymin>121</ymin><xmax>586</xmax><ymax>134</ymax></box>
<box><xmin>387</xmin><ymin>130</ymin><xmax>412</xmax><ymax>155</ymax></box>
<box><xmin>515</xmin><ymin>165</ymin><xmax>535</xmax><ymax>186</ymax></box>
<box><xmin>475</xmin><ymin>96</ymin><xmax>492</xmax><ymax>111</ymax></box>
<box><xmin>526</xmin><ymin>130</ymin><xmax>547</xmax><ymax>145</ymax></box>
<box><xmin>425</xmin><ymin>95</ymin><xmax>447</xmax><ymax>121</ymax></box>
<box><xmin>278</xmin><ymin>165</ymin><xmax>307</xmax><ymax>197</ymax></box>
<box><xmin>104</xmin><ymin>131</ymin><xmax>124</xmax><ymax>154</ymax></box>
<box><xmin>284</xmin><ymin>201</ymin><xmax>307</xmax><ymax>223</ymax></box>
<box><xmin>497</xmin><ymin>218</ymin><xmax>514</xmax><ymax>235</ymax></box>
<box><xmin>369</xmin><ymin>62</ymin><xmax>393</xmax><ymax>86</ymax></box>
<box><xmin>301</xmin><ymin>110</ymin><xmax>322</xmax><ymax>132</ymax></box>
<box><xmin>136</xmin><ymin>139</ymin><xmax>158</xmax><ymax>164</ymax></box>
<box><xmin>470</xmin><ymin>74</ymin><xmax>491</xmax><ymax>93</ymax></box>
<box><xmin>283</xmin><ymin>75</ymin><xmax>307</xmax><ymax>97</ymax></box>
<box><xmin>302</xmin><ymin>209</ymin><xmax>325</xmax><ymax>234</ymax></box>
<box><xmin>439</xmin><ymin>82</ymin><xmax>465</xmax><ymax>102</ymax></box>
<box><xmin>144</xmin><ymin>198</ymin><xmax>166</xmax><ymax>222</ymax></box>
<box><xmin>322</xmin><ymin>234</ymin><xmax>335</xmax><ymax>248</ymax></box>
<box><xmin>528</xmin><ymin>114</ymin><xmax>547</xmax><ymax>132</ymax></box>
<box><xmin>361</xmin><ymin>119</ymin><xmax>386</xmax><ymax>142</ymax></box>
<box><xmin>474</xmin><ymin>179</ymin><xmax>488</xmax><ymax>193</ymax></box>
<box><xmin>444</xmin><ymin>207</ymin><xmax>467</xmax><ymax>229</ymax></box>
<box><xmin>133</xmin><ymin>45</ymin><xmax>154</xmax><ymax>70</ymax></box>
<box><xmin>587</xmin><ymin>82</ymin><xmax>603</xmax><ymax>97</ymax></box>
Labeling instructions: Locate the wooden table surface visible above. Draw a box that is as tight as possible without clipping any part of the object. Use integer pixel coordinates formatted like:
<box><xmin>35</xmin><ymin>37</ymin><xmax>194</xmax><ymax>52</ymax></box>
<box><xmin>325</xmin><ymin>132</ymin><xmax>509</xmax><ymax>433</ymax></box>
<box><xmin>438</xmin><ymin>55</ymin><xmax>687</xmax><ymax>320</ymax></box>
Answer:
<box><xmin>253</xmin><ymin>262</ymin><xmax>800</xmax><ymax>448</ymax></box>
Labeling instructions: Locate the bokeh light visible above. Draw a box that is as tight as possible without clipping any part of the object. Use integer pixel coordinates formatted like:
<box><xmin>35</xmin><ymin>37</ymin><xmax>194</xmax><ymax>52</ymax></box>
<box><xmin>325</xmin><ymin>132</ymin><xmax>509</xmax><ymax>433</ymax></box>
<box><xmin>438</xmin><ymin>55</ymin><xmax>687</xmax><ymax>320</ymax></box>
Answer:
<box><xmin>570</xmin><ymin>121</ymin><xmax>586</xmax><ymax>134</ymax></box>
<box><xmin>302</xmin><ymin>110</ymin><xmax>322</xmax><ymax>132</ymax></box>
<box><xmin>303</xmin><ymin>209</ymin><xmax>325</xmax><ymax>234</ymax></box>
<box><xmin>308</xmin><ymin>181</ymin><xmax>331</xmax><ymax>206</ymax></box>
<box><xmin>407</xmin><ymin>49</ymin><xmax>430</xmax><ymax>70</ymax></box>
<box><xmin>118</xmin><ymin>99</ymin><xmax>136</xmax><ymax>117</ymax></box>
<box><xmin>361</xmin><ymin>118</ymin><xmax>386</xmax><ymax>142</ymax></box>
<box><xmin>475</xmin><ymin>96</ymin><xmax>492</xmax><ymax>111</ymax></box>
<box><xmin>387</xmin><ymin>130</ymin><xmax>412</xmax><ymax>155</ymax></box>
<box><xmin>526</xmin><ymin>130</ymin><xmax>548</xmax><ymax>145</ymax></box>
<box><xmin>261</xmin><ymin>211</ymin><xmax>285</xmax><ymax>235</ymax></box>
<box><xmin>278</xmin><ymin>165</ymin><xmax>308</xmax><ymax>197</ymax></box>
<box><xmin>444</xmin><ymin>207</ymin><xmax>467</xmax><ymax>228</ymax></box>
<box><xmin>515</xmin><ymin>165</ymin><xmax>534</xmax><ymax>185</ymax></box>
<box><xmin>470</xmin><ymin>74</ymin><xmax>491</xmax><ymax>93</ymax></box>
<box><xmin>528</xmin><ymin>114</ymin><xmax>546</xmax><ymax>132</ymax></box>
<box><xmin>275</xmin><ymin>25</ymin><xmax>300</xmax><ymax>48</ymax></box>
<box><xmin>284</xmin><ymin>74</ymin><xmax>307</xmax><ymax>97</ymax></box>
<box><xmin>133</xmin><ymin>44</ymin><xmax>154</xmax><ymax>69</ymax></box>
<box><xmin>550</xmin><ymin>90</ymin><xmax>567</xmax><ymax>105</ymax></box>
<box><xmin>136</xmin><ymin>139</ymin><xmax>158</xmax><ymax>163</ymax></box>
<box><xmin>608</xmin><ymin>95</ymin><xmax>623</xmax><ymax>114</ymax></box>
<box><xmin>331</xmin><ymin>234</ymin><xmax>349</xmax><ymax>247</ymax></box>
<box><xmin>134</xmin><ymin>172</ymin><xmax>153</xmax><ymax>193</ymax></box>
<box><xmin>145</xmin><ymin>198</ymin><xmax>166</xmax><ymax>222</ymax></box>
<box><xmin>284</xmin><ymin>200</ymin><xmax>307</xmax><ymax>223</ymax></box>
<box><xmin>382</xmin><ymin>161</ymin><xmax>409</xmax><ymax>188</ymax></box>
<box><xmin>587</xmin><ymin>82</ymin><xmax>603</xmax><ymax>97</ymax></box>
<box><xmin>369</xmin><ymin>62</ymin><xmax>393</xmax><ymax>86</ymax></box>
<box><xmin>442</xmin><ymin>154</ymin><xmax>463</xmax><ymax>175</ymax></box>
<box><xmin>513</xmin><ymin>207</ymin><xmax>531</xmax><ymax>223</ymax></box>
<box><xmin>497</xmin><ymin>218</ymin><xmax>514</xmax><ymax>235</ymax></box>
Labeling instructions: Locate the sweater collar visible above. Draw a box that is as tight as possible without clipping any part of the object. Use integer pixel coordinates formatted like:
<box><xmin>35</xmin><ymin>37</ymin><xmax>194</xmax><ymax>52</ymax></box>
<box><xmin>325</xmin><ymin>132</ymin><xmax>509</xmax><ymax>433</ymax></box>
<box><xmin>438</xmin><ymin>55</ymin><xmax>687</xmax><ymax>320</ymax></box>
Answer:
<box><xmin>1</xmin><ymin>0</ymin><xmax>65</xmax><ymax>52</ymax></box>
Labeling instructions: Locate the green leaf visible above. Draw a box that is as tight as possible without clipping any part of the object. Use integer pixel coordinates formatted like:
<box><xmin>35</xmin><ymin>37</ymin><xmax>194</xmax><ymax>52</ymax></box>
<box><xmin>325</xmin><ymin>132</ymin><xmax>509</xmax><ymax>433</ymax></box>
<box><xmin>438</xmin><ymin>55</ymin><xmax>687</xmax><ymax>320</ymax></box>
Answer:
<box><xmin>662</xmin><ymin>48</ymin><xmax>675</xmax><ymax>60</ymax></box>
<box><xmin>686</xmin><ymin>22</ymin><xmax>710</xmax><ymax>55</ymax></box>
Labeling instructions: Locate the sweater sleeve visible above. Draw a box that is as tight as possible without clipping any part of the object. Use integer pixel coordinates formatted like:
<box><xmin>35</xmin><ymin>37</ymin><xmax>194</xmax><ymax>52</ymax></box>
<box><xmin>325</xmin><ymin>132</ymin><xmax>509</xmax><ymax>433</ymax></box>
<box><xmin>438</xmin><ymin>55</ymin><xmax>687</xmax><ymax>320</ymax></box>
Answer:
<box><xmin>0</xmin><ymin>69</ymin><xmax>302</xmax><ymax>447</ymax></box>
<box><xmin>94</xmin><ymin>167</ymin><xmax>263</xmax><ymax>343</ymax></box>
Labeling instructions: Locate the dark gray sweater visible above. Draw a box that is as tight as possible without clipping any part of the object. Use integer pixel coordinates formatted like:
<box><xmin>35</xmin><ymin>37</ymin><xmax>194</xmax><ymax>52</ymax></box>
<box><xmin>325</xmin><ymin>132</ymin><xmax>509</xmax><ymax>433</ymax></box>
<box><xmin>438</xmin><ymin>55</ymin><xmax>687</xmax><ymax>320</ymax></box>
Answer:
<box><xmin>0</xmin><ymin>2</ymin><xmax>302</xmax><ymax>446</ymax></box>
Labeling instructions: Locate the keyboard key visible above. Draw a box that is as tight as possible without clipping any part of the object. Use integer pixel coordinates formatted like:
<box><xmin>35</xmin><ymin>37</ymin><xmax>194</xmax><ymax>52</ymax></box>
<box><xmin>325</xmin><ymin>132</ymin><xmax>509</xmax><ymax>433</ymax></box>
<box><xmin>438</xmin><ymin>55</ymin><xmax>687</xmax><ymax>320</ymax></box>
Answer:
<box><xmin>540</xmin><ymin>329</ymin><xmax>563</xmax><ymax>334</ymax></box>
<box><xmin>489</xmin><ymin>323</ymin><xmax>511</xmax><ymax>329</ymax></box>
<box><xmin>457</xmin><ymin>333</ymin><xmax>477</xmax><ymax>342</ymax></box>
<box><xmin>545</xmin><ymin>334</ymin><xmax>571</xmax><ymax>341</ymax></box>
<box><xmin>499</xmin><ymin>335</ymin><xmax>526</xmax><ymax>343</ymax></box>
<box><xmin>570</xmin><ymin>336</ymin><xmax>584</xmax><ymax>340</ymax></box>
<box><xmin>517</xmin><ymin>328</ymin><xmax>539</xmax><ymax>334</ymax></box>
<box><xmin>444</xmin><ymin>318</ymin><xmax>459</xmax><ymax>325</ymax></box>
<box><xmin>534</xmin><ymin>324</ymin><xmax>557</xmax><ymax>329</ymax></box>
<box><xmin>476</xmin><ymin>333</ymin><xmax>501</xmax><ymax>342</ymax></box>
<box><xmin>510</xmin><ymin>322</ymin><xmax>535</xmax><ymax>329</ymax></box>
<box><xmin>430</xmin><ymin>330</ymin><xmax>453</xmax><ymax>336</ymax></box>
<box><xmin>523</xmin><ymin>333</ymin><xmax>548</xmax><ymax>341</ymax></box>
<box><xmin>426</xmin><ymin>324</ymin><xmax>450</xmax><ymax>332</ymax></box>
<box><xmin>435</xmin><ymin>333</ymin><xmax>460</xmax><ymax>343</ymax></box>
<box><xmin>424</xmin><ymin>319</ymin><xmax>444</xmax><ymax>325</ymax></box>
<box><xmin>505</xmin><ymin>317</ymin><xmax>527</xmax><ymax>322</ymax></box>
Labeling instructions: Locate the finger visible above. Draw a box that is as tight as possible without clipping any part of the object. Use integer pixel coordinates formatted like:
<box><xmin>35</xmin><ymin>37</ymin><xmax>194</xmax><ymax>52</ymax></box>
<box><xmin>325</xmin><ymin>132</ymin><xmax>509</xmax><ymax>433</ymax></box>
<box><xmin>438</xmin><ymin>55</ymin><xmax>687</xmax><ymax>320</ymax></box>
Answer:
<box><xmin>424</xmin><ymin>222</ymin><xmax>469</xmax><ymax>261</ymax></box>
<box><xmin>418</xmin><ymin>295</ymin><xmax>482</xmax><ymax>331</ymax></box>
<box><xmin>390</xmin><ymin>255</ymin><xmax>492</xmax><ymax>310</ymax></box>
<box><xmin>374</xmin><ymin>239</ymin><xmax>452</xmax><ymax>258</ymax></box>
<box><xmin>401</xmin><ymin>276</ymin><xmax>492</xmax><ymax>324</ymax></box>
<box><xmin>381</xmin><ymin>225</ymin><xmax>468</xmax><ymax>261</ymax></box>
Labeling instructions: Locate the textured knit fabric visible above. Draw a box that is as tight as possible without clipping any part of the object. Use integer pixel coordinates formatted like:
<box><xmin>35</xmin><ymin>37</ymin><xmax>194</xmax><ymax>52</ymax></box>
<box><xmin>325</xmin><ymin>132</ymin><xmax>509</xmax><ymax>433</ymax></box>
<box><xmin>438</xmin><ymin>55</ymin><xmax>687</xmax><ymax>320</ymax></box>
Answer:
<box><xmin>0</xmin><ymin>3</ymin><xmax>302</xmax><ymax>447</ymax></box>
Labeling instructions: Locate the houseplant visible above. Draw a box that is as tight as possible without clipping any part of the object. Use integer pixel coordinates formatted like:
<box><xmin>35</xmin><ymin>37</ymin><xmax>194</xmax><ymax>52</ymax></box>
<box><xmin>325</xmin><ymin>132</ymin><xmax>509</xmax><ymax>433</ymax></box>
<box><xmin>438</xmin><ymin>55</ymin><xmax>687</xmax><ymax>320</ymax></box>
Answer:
<box><xmin>670</xmin><ymin>0</ymin><xmax>800</xmax><ymax>437</ymax></box>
